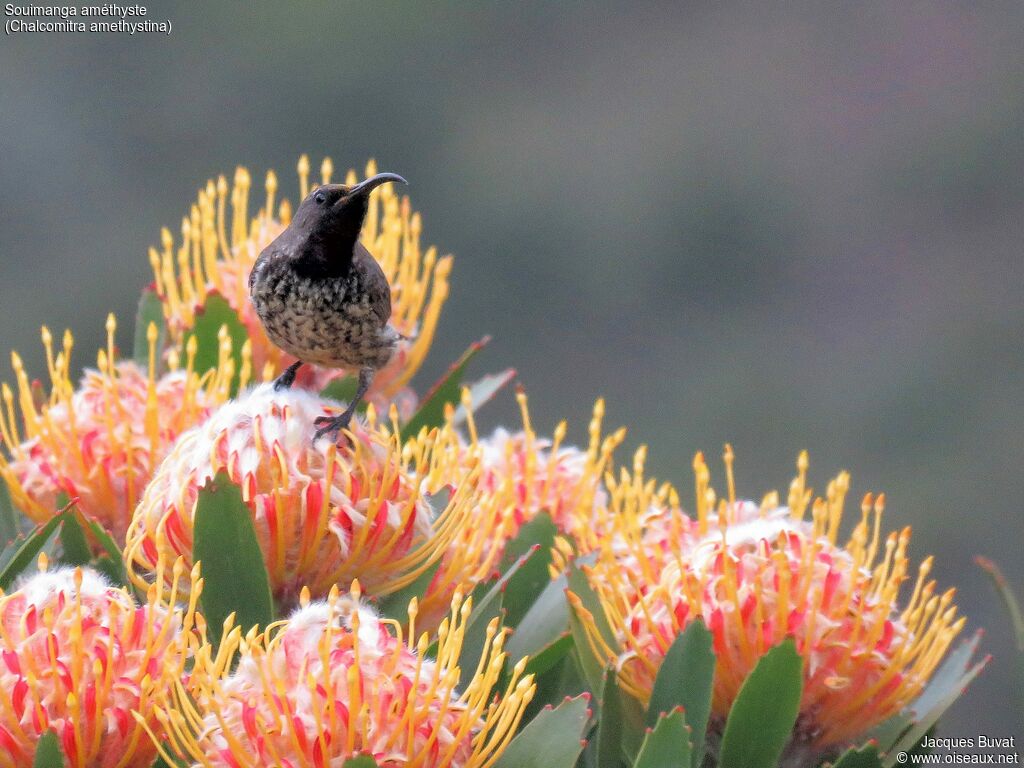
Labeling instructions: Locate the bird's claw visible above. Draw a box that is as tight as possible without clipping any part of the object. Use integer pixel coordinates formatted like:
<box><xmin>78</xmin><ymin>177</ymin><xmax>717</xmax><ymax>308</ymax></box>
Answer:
<box><xmin>312</xmin><ymin>413</ymin><xmax>354</xmax><ymax>446</ymax></box>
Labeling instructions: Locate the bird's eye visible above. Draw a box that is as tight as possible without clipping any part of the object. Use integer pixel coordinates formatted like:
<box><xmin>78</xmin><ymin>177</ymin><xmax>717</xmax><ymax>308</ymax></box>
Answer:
<box><xmin>314</xmin><ymin>191</ymin><xmax>326</xmax><ymax>204</ymax></box>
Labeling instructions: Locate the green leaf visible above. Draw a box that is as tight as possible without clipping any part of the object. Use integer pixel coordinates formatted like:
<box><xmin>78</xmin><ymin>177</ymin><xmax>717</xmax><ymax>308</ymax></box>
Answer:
<box><xmin>645</xmin><ymin>620</ymin><xmax>715</xmax><ymax>768</ymax></box>
<box><xmin>977</xmin><ymin>556</ymin><xmax>1024</xmax><ymax>696</ymax></box>
<box><xmin>58</xmin><ymin>512</ymin><xmax>92</xmax><ymax>566</ymax></box>
<box><xmin>400</xmin><ymin>337</ymin><xmax>490</xmax><ymax>441</ymax></box>
<box><xmin>376</xmin><ymin>558</ymin><xmax>442</xmax><ymax>623</ymax></box>
<box><xmin>883</xmin><ymin>633</ymin><xmax>987</xmax><ymax>767</ymax></box>
<box><xmin>83</xmin><ymin>516</ymin><xmax>130</xmax><ymax>588</ymax></box>
<box><xmin>633</xmin><ymin>707</ymin><xmax>691</xmax><ymax>768</ymax></box>
<box><xmin>458</xmin><ymin>545</ymin><xmax>541</xmax><ymax>687</ymax></box>
<box><xmin>567</xmin><ymin>559</ymin><xmax>618</xmax><ymax>695</ymax></box>
<box><xmin>340</xmin><ymin>757</ymin><xmax>379</xmax><ymax>768</ymax></box>
<box><xmin>150</xmin><ymin>751</ymin><xmax>189</xmax><ymax>768</ymax></box>
<box><xmin>832</xmin><ymin>744</ymin><xmax>883</xmax><ymax>768</ymax></box>
<box><xmin>33</xmin><ymin>731</ymin><xmax>63</xmax><ymax>768</ymax></box>
<box><xmin>134</xmin><ymin>287</ymin><xmax>167</xmax><ymax>372</ymax></box>
<box><xmin>450</xmin><ymin>369</ymin><xmax>517</xmax><ymax>425</ymax></box>
<box><xmin>718</xmin><ymin>639</ymin><xmax>803</xmax><ymax>768</ymax></box>
<box><xmin>0</xmin><ymin>506</ymin><xmax>73</xmax><ymax>591</ymax></box>
<box><xmin>193</xmin><ymin>471</ymin><xmax>274</xmax><ymax>642</ymax></box>
<box><xmin>182</xmin><ymin>293</ymin><xmax>249</xmax><ymax>396</ymax></box>
<box><xmin>500</xmin><ymin>512</ymin><xmax>558</xmax><ymax>627</ymax></box>
<box><xmin>507</xmin><ymin>570</ymin><xmax>571</xmax><ymax>664</ymax></box>
<box><xmin>597</xmin><ymin>666</ymin><xmax>645</xmax><ymax>768</ymax></box>
<box><xmin>494</xmin><ymin>694</ymin><xmax>592</xmax><ymax>768</ymax></box>
<box><xmin>521</xmin><ymin>633</ymin><xmax>574</xmax><ymax>679</ymax></box>
<box><xmin>0</xmin><ymin>477</ymin><xmax>22</xmax><ymax>547</ymax></box>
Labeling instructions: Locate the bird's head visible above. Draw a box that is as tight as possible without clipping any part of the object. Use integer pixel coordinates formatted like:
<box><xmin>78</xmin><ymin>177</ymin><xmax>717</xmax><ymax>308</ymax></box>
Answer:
<box><xmin>292</xmin><ymin>172</ymin><xmax>408</xmax><ymax>255</ymax></box>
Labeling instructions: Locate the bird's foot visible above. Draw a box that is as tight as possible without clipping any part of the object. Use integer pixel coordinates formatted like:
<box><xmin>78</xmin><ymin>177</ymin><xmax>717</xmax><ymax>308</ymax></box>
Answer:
<box><xmin>273</xmin><ymin>361</ymin><xmax>303</xmax><ymax>392</ymax></box>
<box><xmin>312</xmin><ymin>413</ymin><xmax>353</xmax><ymax>446</ymax></box>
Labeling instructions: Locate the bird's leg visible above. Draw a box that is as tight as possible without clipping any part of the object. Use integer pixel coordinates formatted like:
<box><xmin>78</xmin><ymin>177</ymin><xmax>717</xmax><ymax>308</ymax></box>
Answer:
<box><xmin>313</xmin><ymin>367</ymin><xmax>374</xmax><ymax>444</ymax></box>
<box><xmin>273</xmin><ymin>361</ymin><xmax>304</xmax><ymax>391</ymax></box>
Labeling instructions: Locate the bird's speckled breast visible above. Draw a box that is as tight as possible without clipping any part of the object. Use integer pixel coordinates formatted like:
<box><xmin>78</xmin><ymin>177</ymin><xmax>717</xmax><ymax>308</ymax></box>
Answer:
<box><xmin>250</xmin><ymin>261</ymin><xmax>398</xmax><ymax>369</ymax></box>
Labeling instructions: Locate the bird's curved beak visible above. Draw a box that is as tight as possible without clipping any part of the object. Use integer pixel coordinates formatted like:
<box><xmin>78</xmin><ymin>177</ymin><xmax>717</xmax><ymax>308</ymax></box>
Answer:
<box><xmin>345</xmin><ymin>172</ymin><xmax>408</xmax><ymax>200</ymax></box>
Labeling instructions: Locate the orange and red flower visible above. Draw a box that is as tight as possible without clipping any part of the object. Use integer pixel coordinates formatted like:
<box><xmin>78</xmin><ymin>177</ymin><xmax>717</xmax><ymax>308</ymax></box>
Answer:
<box><xmin>0</xmin><ymin>316</ymin><xmax>239</xmax><ymax>544</ymax></box>
<box><xmin>573</xmin><ymin>448</ymin><xmax>965</xmax><ymax>750</ymax></box>
<box><xmin>150</xmin><ymin>584</ymin><xmax>535</xmax><ymax>768</ymax></box>
<box><xmin>124</xmin><ymin>384</ymin><xmax>488</xmax><ymax>610</ymax></box>
<box><xmin>0</xmin><ymin>559</ymin><xmax>199</xmax><ymax>768</ymax></box>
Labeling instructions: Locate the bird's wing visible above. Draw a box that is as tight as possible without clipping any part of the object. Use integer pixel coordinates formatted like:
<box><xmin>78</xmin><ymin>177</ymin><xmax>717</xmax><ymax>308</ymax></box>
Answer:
<box><xmin>353</xmin><ymin>242</ymin><xmax>392</xmax><ymax>325</ymax></box>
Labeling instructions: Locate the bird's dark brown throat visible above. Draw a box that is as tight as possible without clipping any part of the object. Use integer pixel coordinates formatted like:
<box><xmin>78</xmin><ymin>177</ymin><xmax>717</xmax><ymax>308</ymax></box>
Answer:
<box><xmin>248</xmin><ymin>171</ymin><xmax>408</xmax><ymax>444</ymax></box>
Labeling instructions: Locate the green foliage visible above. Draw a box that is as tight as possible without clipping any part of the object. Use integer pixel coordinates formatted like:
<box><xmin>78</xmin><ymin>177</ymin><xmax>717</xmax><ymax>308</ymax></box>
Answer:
<box><xmin>506</xmin><ymin>566</ymin><xmax>572</xmax><ymax>666</ymax></box>
<box><xmin>494</xmin><ymin>694</ymin><xmax>592</xmax><ymax>768</ymax></box>
<box><xmin>831</xmin><ymin>745</ymin><xmax>883</xmax><ymax>768</ymax></box>
<box><xmin>82</xmin><ymin>515</ymin><xmax>131</xmax><ymax>589</ymax></box>
<box><xmin>33</xmin><ymin>731</ymin><xmax>63</xmax><ymax>768</ymax></box>
<box><xmin>596</xmin><ymin>666</ymin><xmax>645</xmax><ymax>767</ymax></box>
<box><xmin>133</xmin><ymin>287</ymin><xmax>167</xmax><ymax>373</ymax></box>
<box><xmin>499</xmin><ymin>512</ymin><xmax>558</xmax><ymax>627</ymax></box>
<box><xmin>449</xmin><ymin>368</ymin><xmax>517</xmax><ymax>426</ymax></box>
<box><xmin>0</xmin><ymin>504</ymin><xmax>74</xmax><ymax>590</ymax></box>
<box><xmin>0</xmin><ymin>478</ymin><xmax>22</xmax><ymax>546</ymax></box>
<box><xmin>977</xmin><ymin>556</ymin><xmax>1024</xmax><ymax>710</ymax></box>
<box><xmin>633</xmin><ymin>707</ymin><xmax>691</xmax><ymax>768</ymax></box>
<box><xmin>646</xmin><ymin>620</ymin><xmax>715</xmax><ymax>768</ymax></box>
<box><xmin>193</xmin><ymin>471</ymin><xmax>274</xmax><ymax>644</ymax></box>
<box><xmin>457</xmin><ymin>545</ymin><xmax>539</xmax><ymax>687</ymax></box>
<box><xmin>58</xmin><ymin>510</ymin><xmax>92</xmax><ymax>566</ymax></box>
<box><xmin>718</xmin><ymin>639</ymin><xmax>803</xmax><ymax>768</ymax></box>
<box><xmin>182</xmin><ymin>293</ymin><xmax>249</xmax><ymax>396</ymax></box>
<box><xmin>400</xmin><ymin>337</ymin><xmax>492</xmax><ymax>440</ymax></box>
<box><xmin>566</xmin><ymin>560</ymin><xmax>618</xmax><ymax>694</ymax></box>
<box><xmin>340</xmin><ymin>757</ymin><xmax>379</xmax><ymax>768</ymax></box>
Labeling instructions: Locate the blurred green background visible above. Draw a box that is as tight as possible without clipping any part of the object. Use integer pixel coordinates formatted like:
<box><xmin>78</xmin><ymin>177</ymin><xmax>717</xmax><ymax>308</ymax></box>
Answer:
<box><xmin>1</xmin><ymin>1</ymin><xmax>1021</xmax><ymax>741</ymax></box>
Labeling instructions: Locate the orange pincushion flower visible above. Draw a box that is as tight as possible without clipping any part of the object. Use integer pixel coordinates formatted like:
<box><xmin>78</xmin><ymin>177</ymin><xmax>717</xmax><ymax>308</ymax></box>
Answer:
<box><xmin>149</xmin><ymin>584</ymin><xmax>536</xmax><ymax>768</ymax></box>
<box><xmin>149</xmin><ymin>155</ymin><xmax>450</xmax><ymax>400</ymax></box>
<box><xmin>0</xmin><ymin>559</ymin><xmax>199</xmax><ymax>768</ymax></box>
<box><xmin>466</xmin><ymin>392</ymin><xmax>624</xmax><ymax>541</ymax></box>
<box><xmin>124</xmin><ymin>383</ymin><xmax>487</xmax><ymax>609</ymax></box>
<box><xmin>573</xmin><ymin>448</ymin><xmax>966</xmax><ymax>751</ymax></box>
<box><xmin>0</xmin><ymin>315</ymin><xmax>239</xmax><ymax>545</ymax></box>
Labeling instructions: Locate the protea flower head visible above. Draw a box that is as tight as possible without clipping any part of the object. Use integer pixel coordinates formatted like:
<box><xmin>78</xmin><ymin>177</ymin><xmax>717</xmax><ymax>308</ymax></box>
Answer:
<box><xmin>572</xmin><ymin>448</ymin><xmax>966</xmax><ymax>752</ymax></box>
<box><xmin>0</xmin><ymin>556</ymin><xmax>200</xmax><ymax>767</ymax></box>
<box><xmin>402</xmin><ymin>391</ymin><xmax>624</xmax><ymax>629</ymax></box>
<box><xmin>148</xmin><ymin>155</ymin><xmax>450</xmax><ymax>400</ymax></box>
<box><xmin>467</xmin><ymin>390</ymin><xmax>624</xmax><ymax>540</ymax></box>
<box><xmin>124</xmin><ymin>383</ymin><xmax>489</xmax><ymax>610</ymax></box>
<box><xmin>147</xmin><ymin>582</ymin><xmax>536</xmax><ymax>768</ymax></box>
<box><xmin>0</xmin><ymin>315</ymin><xmax>240</xmax><ymax>544</ymax></box>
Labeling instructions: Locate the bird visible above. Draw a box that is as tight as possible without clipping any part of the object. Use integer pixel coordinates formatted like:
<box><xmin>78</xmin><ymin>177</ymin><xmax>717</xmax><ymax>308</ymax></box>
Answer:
<box><xmin>248</xmin><ymin>171</ymin><xmax>408</xmax><ymax>443</ymax></box>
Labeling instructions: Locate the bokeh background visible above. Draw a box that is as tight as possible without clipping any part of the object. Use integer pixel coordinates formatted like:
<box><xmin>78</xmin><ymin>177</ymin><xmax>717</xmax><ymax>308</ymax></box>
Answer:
<box><xmin>2</xmin><ymin>1</ymin><xmax>1021</xmax><ymax>741</ymax></box>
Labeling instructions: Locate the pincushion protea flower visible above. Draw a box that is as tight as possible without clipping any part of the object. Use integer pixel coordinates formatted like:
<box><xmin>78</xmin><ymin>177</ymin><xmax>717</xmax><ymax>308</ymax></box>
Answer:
<box><xmin>124</xmin><ymin>383</ymin><xmax>492</xmax><ymax>610</ymax></box>
<box><xmin>147</xmin><ymin>582</ymin><xmax>536</xmax><ymax>768</ymax></box>
<box><xmin>0</xmin><ymin>315</ymin><xmax>240</xmax><ymax>545</ymax></box>
<box><xmin>433</xmin><ymin>390</ymin><xmax>624</xmax><ymax>549</ymax></box>
<box><xmin>402</xmin><ymin>392</ymin><xmax>624</xmax><ymax>629</ymax></box>
<box><xmin>0</xmin><ymin>557</ymin><xmax>200</xmax><ymax>768</ymax></box>
<box><xmin>472</xmin><ymin>392</ymin><xmax>624</xmax><ymax>538</ymax></box>
<box><xmin>573</xmin><ymin>448</ymin><xmax>966</xmax><ymax>752</ymax></box>
<box><xmin>149</xmin><ymin>155</ymin><xmax>450</xmax><ymax>399</ymax></box>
